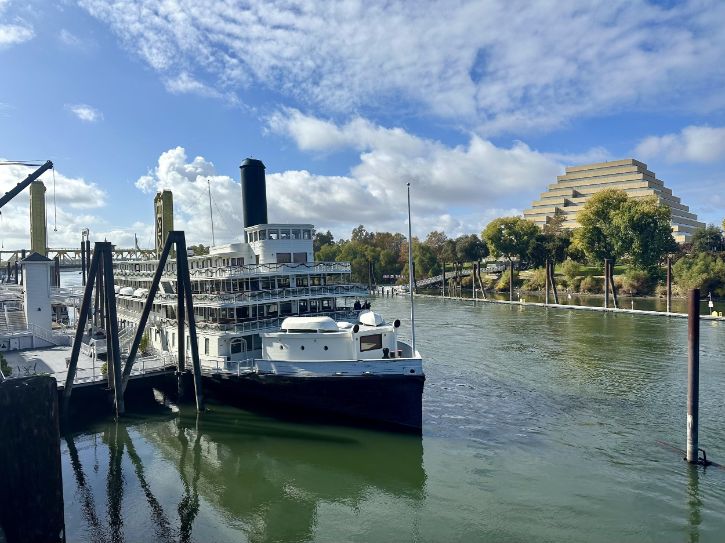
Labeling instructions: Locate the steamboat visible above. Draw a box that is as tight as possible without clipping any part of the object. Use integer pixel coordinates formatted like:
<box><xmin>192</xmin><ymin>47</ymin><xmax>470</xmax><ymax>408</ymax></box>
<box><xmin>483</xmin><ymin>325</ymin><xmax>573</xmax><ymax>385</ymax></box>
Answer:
<box><xmin>112</xmin><ymin>159</ymin><xmax>424</xmax><ymax>431</ymax></box>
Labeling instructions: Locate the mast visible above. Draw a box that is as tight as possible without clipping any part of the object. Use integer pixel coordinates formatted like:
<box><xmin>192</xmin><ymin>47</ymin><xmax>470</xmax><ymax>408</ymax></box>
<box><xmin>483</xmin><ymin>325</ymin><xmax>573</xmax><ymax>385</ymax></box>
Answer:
<box><xmin>406</xmin><ymin>183</ymin><xmax>416</xmax><ymax>354</ymax></box>
<box><xmin>207</xmin><ymin>179</ymin><xmax>215</xmax><ymax>247</ymax></box>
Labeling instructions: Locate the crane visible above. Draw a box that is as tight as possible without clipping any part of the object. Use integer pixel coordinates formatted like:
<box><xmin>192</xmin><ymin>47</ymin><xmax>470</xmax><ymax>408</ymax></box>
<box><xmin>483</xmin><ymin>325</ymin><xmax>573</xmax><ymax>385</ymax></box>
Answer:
<box><xmin>0</xmin><ymin>160</ymin><xmax>54</xmax><ymax>211</ymax></box>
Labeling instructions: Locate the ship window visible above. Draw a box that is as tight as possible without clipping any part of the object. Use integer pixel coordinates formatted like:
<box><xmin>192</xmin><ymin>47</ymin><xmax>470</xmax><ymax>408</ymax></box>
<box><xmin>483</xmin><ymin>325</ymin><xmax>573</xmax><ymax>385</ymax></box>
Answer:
<box><xmin>277</xmin><ymin>253</ymin><xmax>291</xmax><ymax>264</ymax></box>
<box><xmin>360</xmin><ymin>334</ymin><xmax>382</xmax><ymax>352</ymax></box>
<box><xmin>302</xmin><ymin>229</ymin><xmax>311</xmax><ymax>239</ymax></box>
<box><xmin>204</xmin><ymin>337</ymin><xmax>209</xmax><ymax>355</ymax></box>
<box><xmin>280</xmin><ymin>229</ymin><xmax>290</xmax><ymax>239</ymax></box>
<box><xmin>231</xmin><ymin>338</ymin><xmax>244</xmax><ymax>354</ymax></box>
<box><xmin>293</xmin><ymin>252</ymin><xmax>307</xmax><ymax>263</ymax></box>
<box><xmin>292</xmin><ymin>229</ymin><xmax>301</xmax><ymax>240</ymax></box>
<box><xmin>268</xmin><ymin>229</ymin><xmax>279</xmax><ymax>240</ymax></box>
<box><xmin>258</xmin><ymin>230</ymin><xmax>266</xmax><ymax>241</ymax></box>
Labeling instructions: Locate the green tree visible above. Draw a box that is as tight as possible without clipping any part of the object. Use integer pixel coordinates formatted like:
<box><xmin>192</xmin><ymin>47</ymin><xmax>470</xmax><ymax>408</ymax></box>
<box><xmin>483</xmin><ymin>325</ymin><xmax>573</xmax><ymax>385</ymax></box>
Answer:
<box><xmin>482</xmin><ymin>217</ymin><xmax>539</xmax><ymax>266</ymax></box>
<box><xmin>313</xmin><ymin>230</ymin><xmax>334</xmax><ymax>255</ymax></box>
<box><xmin>691</xmin><ymin>225</ymin><xmax>724</xmax><ymax>253</ymax></box>
<box><xmin>188</xmin><ymin>244</ymin><xmax>209</xmax><ymax>256</ymax></box>
<box><xmin>572</xmin><ymin>189</ymin><xmax>629</xmax><ymax>264</ymax></box>
<box><xmin>614</xmin><ymin>196</ymin><xmax>677</xmax><ymax>272</ymax></box>
<box><xmin>455</xmin><ymin>234</ymin><xmax>488</xmax><ymax>263</ymax></box>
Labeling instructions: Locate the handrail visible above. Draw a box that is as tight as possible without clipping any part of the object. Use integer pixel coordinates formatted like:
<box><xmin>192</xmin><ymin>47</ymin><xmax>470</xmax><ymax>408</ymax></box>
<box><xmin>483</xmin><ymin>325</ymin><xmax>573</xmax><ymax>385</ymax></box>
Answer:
<box><xmin>113</xmin><ymin>261</ymin><xmax>352</xmax><ymax>279</ymax></box>
<box><xmin>117</xmin><ymin>284</ymin><xmax>369</xmax><ymax>306</ymax></box>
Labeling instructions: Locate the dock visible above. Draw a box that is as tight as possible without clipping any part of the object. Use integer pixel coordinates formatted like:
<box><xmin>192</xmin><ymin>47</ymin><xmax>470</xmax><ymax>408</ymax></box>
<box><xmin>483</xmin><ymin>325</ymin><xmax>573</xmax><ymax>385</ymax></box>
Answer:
<box><xmin>416</xmin><ymin>293</ymin><xmax>725</xmax><ymax>321</ymax></box>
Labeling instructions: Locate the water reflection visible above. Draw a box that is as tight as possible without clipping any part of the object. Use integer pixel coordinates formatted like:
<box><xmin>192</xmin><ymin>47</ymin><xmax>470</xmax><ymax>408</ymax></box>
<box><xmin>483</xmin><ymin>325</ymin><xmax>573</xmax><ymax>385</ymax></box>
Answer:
<box><xmin>687</xmin><ymin>465</ymin><xmax>702</xmax><ymax>543</ymax></box>
<box><xmin>62</xmin><ymin>405</ymin><xmax>425</xmax><ymax>543</ymax></box>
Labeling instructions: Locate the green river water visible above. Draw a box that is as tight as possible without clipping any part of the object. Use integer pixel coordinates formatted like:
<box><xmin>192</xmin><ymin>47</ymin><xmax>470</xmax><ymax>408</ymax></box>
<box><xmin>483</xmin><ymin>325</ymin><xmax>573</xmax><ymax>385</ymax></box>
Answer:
<box><xmin>61</xmin><ymin>294</ymin><xmax>725</xmax><ymax>542</ymax></box>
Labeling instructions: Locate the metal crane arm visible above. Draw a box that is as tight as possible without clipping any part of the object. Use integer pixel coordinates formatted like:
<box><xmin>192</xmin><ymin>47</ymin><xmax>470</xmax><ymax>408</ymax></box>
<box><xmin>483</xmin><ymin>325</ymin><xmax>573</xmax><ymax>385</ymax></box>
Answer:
<box><xmin>0</xmin><ymin>160</ymin><xmax>53</xmax><ymax>210</ymax></box>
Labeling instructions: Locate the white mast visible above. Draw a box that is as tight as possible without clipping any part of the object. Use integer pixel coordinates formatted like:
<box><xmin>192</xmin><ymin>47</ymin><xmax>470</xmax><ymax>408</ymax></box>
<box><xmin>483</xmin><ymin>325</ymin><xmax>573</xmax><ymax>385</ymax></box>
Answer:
<box><xmin>207</xmin><ymin>179</ymin><xmax>216</xmax><ymax>247</ymax></box>
<box><xmin>407</xmin><ymin>182</ymin><xmax>416</xmax><ymax>354</ymax></box>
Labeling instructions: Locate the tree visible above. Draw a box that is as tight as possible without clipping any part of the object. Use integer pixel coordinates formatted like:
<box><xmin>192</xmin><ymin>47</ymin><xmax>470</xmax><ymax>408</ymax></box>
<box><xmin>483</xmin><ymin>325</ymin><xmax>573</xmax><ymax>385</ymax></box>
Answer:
<box><xmin>351</xmin><ymin>225</ymin><xmax>373</xmax><ymax>243</ymax></box>
<box><xmin>454</xmin><ymin>234</ymin><xmax>488</xmax><ymax>263</ymax></box>
<box><xmin>313</xmin><ymin>230</ymin><xmax>334</xmax><ymax>255</ymax></box>
<box><xmin>572</xmin><ymin>189</ymin><xmax>629</xmax><ymax>263</ymax></box>
<box><xmin>188</xmin><ymin>244</ymin><xmax>209</xmax><ymax>256</ymax></box>
<box><xmin>482</xmin><ymin>217</ymin><xmax>539</xmax><ymax>264</ymax></box>
<box><xmin>614</xmin><ymin>196</ymin><xmax>677</xmax><ymax>272</ymax></box>
<box><xmin>691</xmin><ymin>225</ymin><xmax>724</xmax><ymax>253</ymax></box>
<box><xmin>482</xmin><ymin>217</ymin><xmax>539</xmax><ymax>300</ymax></box>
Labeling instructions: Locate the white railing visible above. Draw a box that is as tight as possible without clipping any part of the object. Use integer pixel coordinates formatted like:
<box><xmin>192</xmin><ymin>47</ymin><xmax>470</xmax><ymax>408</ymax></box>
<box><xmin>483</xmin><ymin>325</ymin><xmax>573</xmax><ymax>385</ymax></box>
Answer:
<box><xmin>114</xmin><ymin>261</ymin><xmax>352</xmax><ymax>279</ymax></box>
<box><xmin>28</xmin><ymin>323</ymin><xmax>71</xmax><ymax>346</ymax></box>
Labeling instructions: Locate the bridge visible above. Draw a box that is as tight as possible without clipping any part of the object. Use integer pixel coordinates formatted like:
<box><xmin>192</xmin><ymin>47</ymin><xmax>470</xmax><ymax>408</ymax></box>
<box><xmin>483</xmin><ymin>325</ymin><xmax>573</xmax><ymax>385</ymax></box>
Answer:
<box><xmin>416</xmin><ymin>264</ymin><xmax>506</xmax><ymax>288</ymax></box>
<box><xmin>0</xmin><ymin>248</ymin><xmax>156</xmax><ymax>268</ymax></box>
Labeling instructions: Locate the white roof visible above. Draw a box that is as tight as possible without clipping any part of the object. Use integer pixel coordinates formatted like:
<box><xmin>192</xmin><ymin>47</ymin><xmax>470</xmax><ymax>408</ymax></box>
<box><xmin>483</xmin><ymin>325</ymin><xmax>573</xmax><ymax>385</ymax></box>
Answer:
<box><xmin>358</xmin><ymin>310</ymin><xmax>385</xmax><ymax>326</ymax></box>
<box><xmin>280</xmin><ymin>316</ymin><xmax>338</xmax><ymax>332</ymax></box>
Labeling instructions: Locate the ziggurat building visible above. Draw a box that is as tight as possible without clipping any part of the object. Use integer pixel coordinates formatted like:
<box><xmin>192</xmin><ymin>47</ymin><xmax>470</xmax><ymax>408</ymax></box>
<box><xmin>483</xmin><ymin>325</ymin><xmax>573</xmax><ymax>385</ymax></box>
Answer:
<box><xmin>523</xmin><ymin>159</ymin><xmax>704</xmax><ymax>243</ymax></box>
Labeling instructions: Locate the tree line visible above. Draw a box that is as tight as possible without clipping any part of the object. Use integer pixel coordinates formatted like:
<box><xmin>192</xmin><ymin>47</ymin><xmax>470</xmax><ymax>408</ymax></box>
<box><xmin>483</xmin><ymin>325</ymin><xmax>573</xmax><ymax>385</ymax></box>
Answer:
<box><xmin>314</xmin><ymin>188</ymin><xmax>725</xmax><ymax>297</ymax></box>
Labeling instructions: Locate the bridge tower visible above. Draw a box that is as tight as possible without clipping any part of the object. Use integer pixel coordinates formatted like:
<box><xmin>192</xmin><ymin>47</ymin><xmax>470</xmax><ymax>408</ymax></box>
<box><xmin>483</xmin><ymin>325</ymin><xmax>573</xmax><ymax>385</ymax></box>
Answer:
<box><xmin>29</xmin><ymin>181</ymin><xmax>47</xmax><ymax>256</ymax></box>
<box><xmin>154</xmin><ymin>190</ymin><xmax>174</xmax><ymax>257</ymax></box>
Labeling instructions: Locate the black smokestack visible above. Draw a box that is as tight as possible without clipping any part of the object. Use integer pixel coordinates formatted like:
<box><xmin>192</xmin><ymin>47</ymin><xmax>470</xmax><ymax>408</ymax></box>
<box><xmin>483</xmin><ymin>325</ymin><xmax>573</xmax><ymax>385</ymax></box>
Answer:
<box><xmin>240</xmin><ymin>158</ymin><xmax>268</xmax><ymax>228</ymax></box>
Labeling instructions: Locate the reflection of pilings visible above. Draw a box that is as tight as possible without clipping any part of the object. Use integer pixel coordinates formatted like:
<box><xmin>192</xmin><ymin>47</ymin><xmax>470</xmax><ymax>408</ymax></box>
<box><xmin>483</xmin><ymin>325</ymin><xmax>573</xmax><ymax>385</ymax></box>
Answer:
<box><xmin>105</xmin><ymin>424</ymin><xmax>125</xmax><ymax>543</ymax></box>
<box><xmin>177</xmin><ymin>416</ymin><xmax>201</xmax><ymax>543</ymax></box>
<box><xmin>118</xmin><ymin>425</ymin><xmax>175</xmax><ymax>543</ymax></box>
<box><xmin>687</xmin><ymin>465</ymin><xmax>702</xmax><ymax>543</ymax></box>
<box><xmin>65</xmin><ymin>433</ymin><xmax>107</xmax><ymax>543</ymax></box>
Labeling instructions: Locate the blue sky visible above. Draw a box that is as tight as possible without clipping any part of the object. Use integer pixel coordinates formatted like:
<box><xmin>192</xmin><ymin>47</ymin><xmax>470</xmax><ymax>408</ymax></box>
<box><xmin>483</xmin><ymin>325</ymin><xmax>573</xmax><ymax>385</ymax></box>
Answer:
<box><xmin>1</xmin><ymin>0</ymin><xmax>724</xmax><ymax>250</ymax></box>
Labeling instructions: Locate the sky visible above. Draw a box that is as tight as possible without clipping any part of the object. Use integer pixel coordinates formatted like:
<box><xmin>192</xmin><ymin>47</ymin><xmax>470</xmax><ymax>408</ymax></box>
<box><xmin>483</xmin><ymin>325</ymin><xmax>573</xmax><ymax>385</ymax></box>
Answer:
<box><xmin>1</xmin><ymin>0</ymin><xmax>725</xmax><ymax>250</ymax></box>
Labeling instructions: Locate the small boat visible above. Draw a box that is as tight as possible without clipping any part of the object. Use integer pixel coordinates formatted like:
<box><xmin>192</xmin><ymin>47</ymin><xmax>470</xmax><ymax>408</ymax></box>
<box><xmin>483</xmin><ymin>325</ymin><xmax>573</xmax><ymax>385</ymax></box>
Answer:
<box><xmin>206</xmin><ymin>310</ymin><xmax>424</xmax><ymax>432</ymax></box>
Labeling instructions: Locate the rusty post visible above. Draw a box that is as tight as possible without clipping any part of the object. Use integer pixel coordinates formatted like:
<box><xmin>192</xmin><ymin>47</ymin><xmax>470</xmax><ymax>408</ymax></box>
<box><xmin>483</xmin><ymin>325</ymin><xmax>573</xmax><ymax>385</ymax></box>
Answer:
<box><xmin>604</xmin><ymin>259</ymin><xmax>609</xmax><ymax>309</ymax></box>
<box><xmin>687</xmin><ymin>289</ymin><xmax>700</xmax><ymax>463</ymax></box>
<box><xmin>667</xmin><ymin>256</ymin><xmax>672</xmax><ymax>313</ymax></box>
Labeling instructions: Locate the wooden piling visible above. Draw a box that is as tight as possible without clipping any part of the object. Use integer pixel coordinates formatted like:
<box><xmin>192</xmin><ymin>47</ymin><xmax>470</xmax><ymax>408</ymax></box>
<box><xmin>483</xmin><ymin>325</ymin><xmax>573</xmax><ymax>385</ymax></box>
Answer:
<box><xmin>509</xmin><ymin>260</ymin><xmax>513</xmax><ymax>302</ymax></box>
<box><xmin>0</xmin><ymin>376</ymin><xmax>65</xmax><ymax>543</ymax></box>
<box><xmin>545</xmin><ymin>258</ymin><xmax>549</xmax><ymax>305</ymax></box>
<box><xmin>687</xmin><ymin>288</ymin><xmax>700</xmax><ymax>463</ymax></box>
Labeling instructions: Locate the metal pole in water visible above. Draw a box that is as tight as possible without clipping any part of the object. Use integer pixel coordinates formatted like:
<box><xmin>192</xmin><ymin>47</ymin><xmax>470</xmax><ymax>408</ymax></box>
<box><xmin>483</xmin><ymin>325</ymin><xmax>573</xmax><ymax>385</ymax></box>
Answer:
<box><xmin>687</xmin><ymin>288</ymin><xmax>700</xmax><ymax>464</ymax></box>
<box><xmin>604</xmin><ymin>259</ymin><xmax>609</xmax><ymax>309</ymax></box>
<box><xmin>666</xmin><ymin>256</ymin><xmax>672</xmax><ymax>313</ymax></box>
<box><xmin>406</xmin><ymin>183</ymin><xmax>416</xmax><ymax>355</ymax></box>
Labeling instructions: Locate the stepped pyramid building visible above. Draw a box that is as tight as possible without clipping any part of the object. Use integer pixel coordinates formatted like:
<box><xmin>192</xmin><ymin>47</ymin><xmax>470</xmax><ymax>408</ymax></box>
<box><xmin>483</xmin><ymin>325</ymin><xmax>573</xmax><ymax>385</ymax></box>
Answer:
<box><xmin>523</xmin><ymin>158</ymin><xmax>704</xmax><ymax>243</ymax></box>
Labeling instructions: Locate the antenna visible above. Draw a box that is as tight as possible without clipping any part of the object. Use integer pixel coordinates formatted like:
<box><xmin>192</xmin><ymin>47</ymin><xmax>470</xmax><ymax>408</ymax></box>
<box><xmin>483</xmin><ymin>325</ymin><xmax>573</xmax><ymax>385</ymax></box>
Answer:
<box><xmin>207</xmin><ymin>179</ymin><xmax>215</xmax><ymax>247</ymax></box>
<box><xmin>407</xmin><ymin>182</ymin><xmax>416</xmax><ymax>354</ymax></box>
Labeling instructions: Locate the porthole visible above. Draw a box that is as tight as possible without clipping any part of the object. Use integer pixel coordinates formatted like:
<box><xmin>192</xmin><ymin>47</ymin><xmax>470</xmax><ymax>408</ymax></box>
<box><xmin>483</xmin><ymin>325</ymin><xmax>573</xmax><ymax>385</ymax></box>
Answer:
<box><xmin>300</xmin><ymin>346</ymin><xmax>305</xmax><ymax>350</ymax></box>
<box><xmin>279</xmin><ymin>345</ymin><xmax>284</xmax><ymax>350</ymax></box>
<box><xmin>324</xmin><ymin>346</ymin><xmax>328</xmax><ymax>351</ymax></box>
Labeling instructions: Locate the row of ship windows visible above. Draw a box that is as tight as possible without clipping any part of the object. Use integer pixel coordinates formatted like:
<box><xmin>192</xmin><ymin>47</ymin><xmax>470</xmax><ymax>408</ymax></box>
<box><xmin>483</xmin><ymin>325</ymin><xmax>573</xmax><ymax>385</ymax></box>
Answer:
<box><xmin>246</xmin><ymin>229</ymin><xmax>312</xmax><ymax>242</ymax></box>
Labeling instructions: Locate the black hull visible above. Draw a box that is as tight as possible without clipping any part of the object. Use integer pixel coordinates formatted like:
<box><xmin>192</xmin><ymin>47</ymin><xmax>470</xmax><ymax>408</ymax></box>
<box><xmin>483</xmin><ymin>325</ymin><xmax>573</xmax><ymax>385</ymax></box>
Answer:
<box><xmin>203</xmin><ymin>373</ymin><xmax>425</xmax><ymax>433</ymax></box>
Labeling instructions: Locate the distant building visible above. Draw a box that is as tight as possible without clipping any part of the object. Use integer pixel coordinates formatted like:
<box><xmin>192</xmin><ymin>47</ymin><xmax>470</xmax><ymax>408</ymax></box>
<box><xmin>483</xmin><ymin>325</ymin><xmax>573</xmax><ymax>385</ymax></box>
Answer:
<box><xmin>523</xmin><ymin>158</ymin><xmax>704</xmax><ymax>243</ymax></box>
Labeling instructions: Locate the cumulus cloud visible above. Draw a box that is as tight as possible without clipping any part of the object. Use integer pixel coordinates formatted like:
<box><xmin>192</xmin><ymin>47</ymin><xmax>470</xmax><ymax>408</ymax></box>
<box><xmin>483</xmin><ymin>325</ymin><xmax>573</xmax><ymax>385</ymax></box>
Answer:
<box><xmin>134</xmin><ymin>147</ymin><xmax>244</xmax><ymax>245</ymax></box>
<box><xmin>79</xmin><ymin>0</ymin><xmax>725</xmax><ymax>134</ymax></box>
<box><xmin>0</xmin><ymin>160</ymin><xmax>107</xmax><ymax>248</ymax></box>
<box><xmin>129</xmin><ymin>114</ymin><xmax>584</xmax><ymax>241</ymax></box>
<box><xmin>66</xmin><ymin>104</ymin><xmax>103</xmax><ymax>122</ymax></box>
<box><xmin>635</xmin><ymin>125</ymin><xmax>725</xmax><ymax>163</ymax></box>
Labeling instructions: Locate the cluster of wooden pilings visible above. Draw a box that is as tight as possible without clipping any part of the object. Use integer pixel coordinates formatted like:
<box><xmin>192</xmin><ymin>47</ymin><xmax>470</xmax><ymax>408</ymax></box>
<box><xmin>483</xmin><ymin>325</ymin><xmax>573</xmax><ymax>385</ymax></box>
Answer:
<box><xmin>63</xmin><ymin>231</ymin><xmax>205</xmax><ymax>417</ymax></box>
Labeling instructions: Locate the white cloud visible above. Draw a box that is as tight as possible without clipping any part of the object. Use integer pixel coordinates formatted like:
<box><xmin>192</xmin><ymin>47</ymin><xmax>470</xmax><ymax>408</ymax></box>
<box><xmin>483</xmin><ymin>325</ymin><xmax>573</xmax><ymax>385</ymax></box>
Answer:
<box><xmin>635</xmin><ymin>125</ymin><xmax>725</xmax><ymax>163</ymax></box>
<box><xmin>0</xmin><ymin>1</ymin><xmax>33</xmax><ymax>47</ymax></box>
<box><xmin>0</xmin><ymin>160</ymin><xmax>107</xmax><ymax>248</ymax></box>
<box><xmin>58</xmin><ymin>28</ymin><xmax>82</xmax><ymax>47</ymax></box>
<box><xmin>164</xmin><ymin>72</ymin><xmax>221</xmax><ymax>98</ymax></box>
<box><xmin>66</xmin><ymin>104</ymin><xmax>103</xmax><ymax>123</ymax></box>
<box><xmin>264</xmin><ymin>110</ymin><xmax>581</xmax><ymax>237</ymax></box>
<box><xmin>134</xmin><ymin>147</ymin><xmax>243</xmax><ymax>245</ymax></box>
<box><xmin>79</xmin><ymin>0</ymin><xmax>725</xmax><ymax>134</ymax></box>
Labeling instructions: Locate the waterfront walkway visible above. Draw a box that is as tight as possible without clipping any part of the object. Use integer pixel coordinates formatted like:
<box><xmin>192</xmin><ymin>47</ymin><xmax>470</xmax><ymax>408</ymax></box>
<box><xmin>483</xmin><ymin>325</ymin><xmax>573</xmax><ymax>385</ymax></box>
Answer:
<box><xmin>416</xmin><ymin>293</ymin><xmax>725</xmax><ymax>321</ymax></box>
